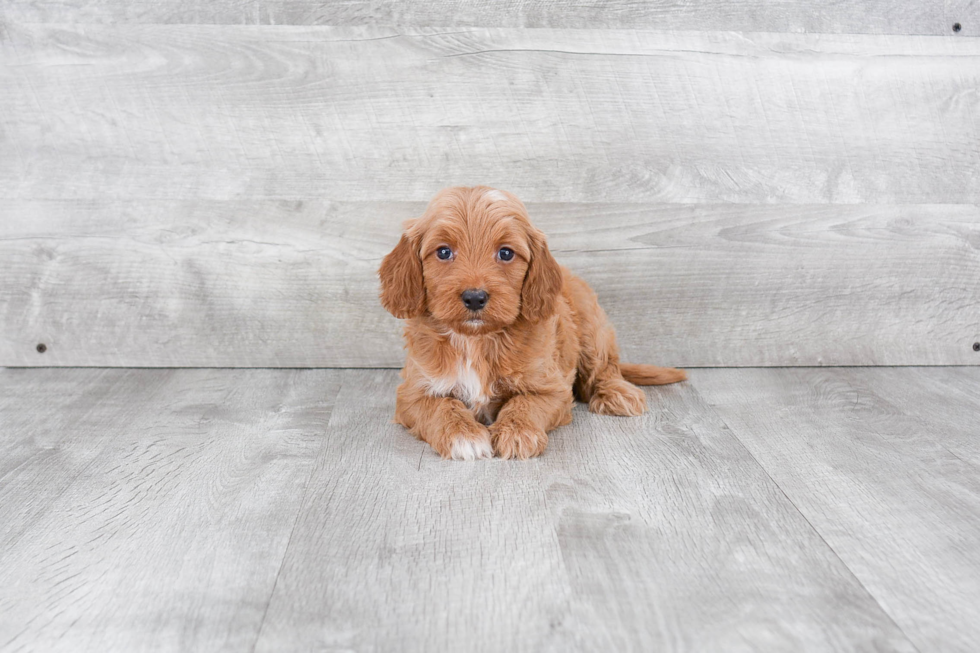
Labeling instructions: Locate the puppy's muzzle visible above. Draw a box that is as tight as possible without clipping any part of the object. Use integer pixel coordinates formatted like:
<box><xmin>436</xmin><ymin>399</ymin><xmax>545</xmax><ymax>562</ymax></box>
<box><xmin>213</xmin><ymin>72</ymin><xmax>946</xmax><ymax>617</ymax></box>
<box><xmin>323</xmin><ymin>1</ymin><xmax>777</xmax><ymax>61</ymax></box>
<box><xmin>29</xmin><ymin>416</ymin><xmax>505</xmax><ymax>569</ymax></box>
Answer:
<box><xmin>461</xmin><ymin>288</ymin><xmax>489</xmax><ymax>311</ymax></box>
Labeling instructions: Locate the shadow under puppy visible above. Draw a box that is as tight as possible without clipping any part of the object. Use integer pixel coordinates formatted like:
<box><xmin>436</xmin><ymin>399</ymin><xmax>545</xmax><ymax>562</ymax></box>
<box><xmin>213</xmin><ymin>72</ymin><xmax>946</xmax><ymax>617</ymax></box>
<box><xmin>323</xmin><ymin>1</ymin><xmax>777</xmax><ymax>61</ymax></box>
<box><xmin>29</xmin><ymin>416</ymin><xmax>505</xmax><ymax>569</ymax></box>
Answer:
<box><xmin>379</xmin><ymin>186</ymin><xmax>686</xmax><ymax>460</ymax></box>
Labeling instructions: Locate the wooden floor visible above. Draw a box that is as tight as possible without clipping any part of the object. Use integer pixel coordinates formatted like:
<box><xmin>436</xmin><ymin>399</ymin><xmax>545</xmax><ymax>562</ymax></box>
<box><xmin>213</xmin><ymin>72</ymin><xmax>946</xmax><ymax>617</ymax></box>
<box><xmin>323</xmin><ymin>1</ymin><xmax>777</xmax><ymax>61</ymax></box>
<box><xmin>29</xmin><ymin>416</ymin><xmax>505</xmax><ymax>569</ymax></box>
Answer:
<box><xmin>1</xmin><ymin>367</ymin><xmax>978</xmax><ymax>652</ymax></box>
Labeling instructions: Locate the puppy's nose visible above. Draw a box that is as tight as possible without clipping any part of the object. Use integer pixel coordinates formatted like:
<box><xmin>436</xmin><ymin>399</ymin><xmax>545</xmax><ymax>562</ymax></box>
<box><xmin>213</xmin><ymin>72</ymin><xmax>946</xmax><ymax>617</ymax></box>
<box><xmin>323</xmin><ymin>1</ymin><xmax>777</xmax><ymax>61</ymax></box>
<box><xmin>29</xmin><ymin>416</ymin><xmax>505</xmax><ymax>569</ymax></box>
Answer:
<box><xmin>461</xmin><ymin>289</ymin><xmax>489</xmax><ymax>311</ymax></box>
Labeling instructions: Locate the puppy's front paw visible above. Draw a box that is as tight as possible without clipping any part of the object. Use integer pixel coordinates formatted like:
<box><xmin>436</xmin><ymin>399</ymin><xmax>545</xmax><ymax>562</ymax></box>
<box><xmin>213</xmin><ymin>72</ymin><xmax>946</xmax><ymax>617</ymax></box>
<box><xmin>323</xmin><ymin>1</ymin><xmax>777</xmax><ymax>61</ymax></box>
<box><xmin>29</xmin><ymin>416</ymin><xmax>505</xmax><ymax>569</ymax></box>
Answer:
<box><xmin>447</xmin><ymin>429</ymin><xmax>493</xmax><ymax>461</ymax></box>
<box><xmin>429</xmin><ymin>420</ymin><xmax>492</xmax><ymax>461</ymax></box>
<box><xmin>424</xmin><ymin>409</ymin><xmax>492</xmax><ymax>461</ymax></box>
<box><xmin>491</xmin><ymin>421</ymin><xmax>548</xmax><ymax>460</ymax></box>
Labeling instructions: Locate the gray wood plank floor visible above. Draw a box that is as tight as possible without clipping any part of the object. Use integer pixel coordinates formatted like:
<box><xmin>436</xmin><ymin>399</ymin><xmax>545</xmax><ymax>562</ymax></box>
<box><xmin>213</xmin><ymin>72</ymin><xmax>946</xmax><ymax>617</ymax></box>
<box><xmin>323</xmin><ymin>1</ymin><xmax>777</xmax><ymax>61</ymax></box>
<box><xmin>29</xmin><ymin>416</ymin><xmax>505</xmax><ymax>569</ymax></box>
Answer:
<box><xmin>0</xmin><ymin>368</ymin><xmax>342</xmax><ymax>651</ymax></box>
<box><xmin>696</xmin><ymin>367</ymin><xmax>980</xmax><ymax>653</ymax></box>
<box><xmin>2</xmin><ymin>366</ymin><xmax>979</xmax><ymax>651</ymax></box>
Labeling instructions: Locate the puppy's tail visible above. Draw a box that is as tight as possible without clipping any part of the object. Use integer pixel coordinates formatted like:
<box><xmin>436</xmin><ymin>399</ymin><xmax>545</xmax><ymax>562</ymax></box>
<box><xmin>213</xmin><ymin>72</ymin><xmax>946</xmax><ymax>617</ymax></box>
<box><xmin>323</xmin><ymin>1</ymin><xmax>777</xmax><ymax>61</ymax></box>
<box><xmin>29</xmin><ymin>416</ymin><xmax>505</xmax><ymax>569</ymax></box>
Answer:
<box><xmin>620</xmin><ymin>363</ymin><xmax>687</xmax><ymax>386</ymax></box>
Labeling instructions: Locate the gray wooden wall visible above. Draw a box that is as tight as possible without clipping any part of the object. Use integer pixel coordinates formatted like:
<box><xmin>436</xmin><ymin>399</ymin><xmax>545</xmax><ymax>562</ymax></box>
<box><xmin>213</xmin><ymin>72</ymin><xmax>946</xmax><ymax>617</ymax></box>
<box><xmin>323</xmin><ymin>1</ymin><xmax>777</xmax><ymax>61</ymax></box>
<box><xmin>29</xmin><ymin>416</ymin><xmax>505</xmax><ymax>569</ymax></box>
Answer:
<box><xmin>2</xmin><ymin>2</ymin><xmax>978</xmax><ymax>367</ymax></box>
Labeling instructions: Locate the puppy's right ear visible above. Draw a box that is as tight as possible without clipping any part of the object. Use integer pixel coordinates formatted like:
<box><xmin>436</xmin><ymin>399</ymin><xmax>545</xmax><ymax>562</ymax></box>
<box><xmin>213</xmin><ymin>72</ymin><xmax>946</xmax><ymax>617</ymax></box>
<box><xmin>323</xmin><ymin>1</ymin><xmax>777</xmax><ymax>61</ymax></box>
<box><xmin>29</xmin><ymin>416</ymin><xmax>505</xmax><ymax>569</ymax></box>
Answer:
<box><xmin>379</xmin><ymin>230</ymin><xmax>425</xmax><ymax>319</ymax></box>
<box><xmin>520</xmin><ymin>227</ymin><xmax>563</xmax><ymax>323</ymax></box>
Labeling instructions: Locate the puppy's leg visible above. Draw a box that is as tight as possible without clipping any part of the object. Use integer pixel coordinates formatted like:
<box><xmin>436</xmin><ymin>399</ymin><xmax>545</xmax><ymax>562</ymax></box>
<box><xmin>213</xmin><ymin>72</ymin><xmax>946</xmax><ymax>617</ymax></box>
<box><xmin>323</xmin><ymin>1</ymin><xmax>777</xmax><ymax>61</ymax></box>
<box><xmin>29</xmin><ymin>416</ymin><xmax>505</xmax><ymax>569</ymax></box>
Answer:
<box><xmin>567</xmin><ymin>276</ymin><xmax>648</xmax><ymax>417</ymax></box>
<box><xmin>490</xmin><ymin>389</ymin><xmax>572</xmax><ymax>460</ymax></box>
<box><xmin>395</xmin><ymin>383</ymin><xmax>492</xmax><ymax>461</ymax></box>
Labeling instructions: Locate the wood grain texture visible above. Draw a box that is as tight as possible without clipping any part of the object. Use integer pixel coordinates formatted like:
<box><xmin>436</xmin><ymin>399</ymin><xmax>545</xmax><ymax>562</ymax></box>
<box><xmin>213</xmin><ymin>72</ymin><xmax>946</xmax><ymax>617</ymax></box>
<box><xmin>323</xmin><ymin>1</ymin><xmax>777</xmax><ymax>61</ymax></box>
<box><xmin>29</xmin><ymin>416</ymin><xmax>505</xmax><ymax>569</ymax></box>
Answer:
<box><xmin>0</xmin><ymin>367</ymin><xmax>342</xmax><ymax>652</ymax></box>
<box><xmin>0</xmin><ymin>369</ymin><xmax>173</xmax><ymax>550</ymax></box>
<box><xmin>3</xmin><ymin>200</ymin><xmax>978</xmax><ymax>367</ymax></box>
<box><xmin>8</xmin><ymin>367</ymin><xmax>980</xmax><ymax>650</ymax></box>
<box><xmin>253</xmin><ymin>369</ymin><xmax>916</xmax><ymax>652</ymax></box>
<box><xmin>929</xmin><ymin>365</ymin><xmax>980</xmax><ymax>416</ymax></box>
<box><xmin>3</xmin><ymin>0</ymin><xmax>969</xmax><ymax>34</ymax></box>
<box><xmin>695</xmin><ymin>367</ymin><xmax>980</xmax><ymax>653</ymax></box>
<box><xmin>841</xmin><ymin>366</ymin><xmax>980</xmax><ymax>466</ymax></box>
<box><xmin>3</xmin><ymin>25</ymin><xmax>979</xmax><ymax>204</ymax></box>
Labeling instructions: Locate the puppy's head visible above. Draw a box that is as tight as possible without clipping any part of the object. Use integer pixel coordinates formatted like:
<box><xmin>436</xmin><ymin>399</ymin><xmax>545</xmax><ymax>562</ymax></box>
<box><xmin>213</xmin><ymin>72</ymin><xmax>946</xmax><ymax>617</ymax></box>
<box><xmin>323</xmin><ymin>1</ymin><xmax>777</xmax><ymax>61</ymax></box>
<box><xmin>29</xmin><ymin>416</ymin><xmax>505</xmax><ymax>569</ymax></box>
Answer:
<box><xmin>379</xmin><ymin>186</ymin><xmax>562</xmax><ymax>333</ymax></box>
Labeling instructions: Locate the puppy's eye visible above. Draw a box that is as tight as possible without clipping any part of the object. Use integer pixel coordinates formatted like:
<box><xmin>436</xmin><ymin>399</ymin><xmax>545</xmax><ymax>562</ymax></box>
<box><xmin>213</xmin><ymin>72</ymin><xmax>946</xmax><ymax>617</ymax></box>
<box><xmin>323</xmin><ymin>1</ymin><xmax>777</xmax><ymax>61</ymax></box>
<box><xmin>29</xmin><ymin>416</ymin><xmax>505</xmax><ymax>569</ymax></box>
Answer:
<box><xmin>497</xmin><ymin>247</ymin><xmax>515</xmax><ymax>262</ymax></box>
<box><xmin>436</xmin><ymin>246</ymin><xmax>453</xmax><ymax>260</ymax></box>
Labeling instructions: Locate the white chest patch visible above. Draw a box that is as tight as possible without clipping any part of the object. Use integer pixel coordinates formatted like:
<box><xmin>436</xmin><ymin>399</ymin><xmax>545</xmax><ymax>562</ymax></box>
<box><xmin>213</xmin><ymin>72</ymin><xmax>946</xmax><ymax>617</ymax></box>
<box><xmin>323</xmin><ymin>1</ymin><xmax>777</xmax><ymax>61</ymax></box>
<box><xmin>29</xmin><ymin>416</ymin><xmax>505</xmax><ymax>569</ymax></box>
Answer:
<box><xmin>422</xmin><ymin>332</ymin><xmax>491</xmax><ymax>418</ymax></box>
<box><xmin>426</xmin><ymin>357</ymin><xmax>486</xmax><ymax>408</ymax></box>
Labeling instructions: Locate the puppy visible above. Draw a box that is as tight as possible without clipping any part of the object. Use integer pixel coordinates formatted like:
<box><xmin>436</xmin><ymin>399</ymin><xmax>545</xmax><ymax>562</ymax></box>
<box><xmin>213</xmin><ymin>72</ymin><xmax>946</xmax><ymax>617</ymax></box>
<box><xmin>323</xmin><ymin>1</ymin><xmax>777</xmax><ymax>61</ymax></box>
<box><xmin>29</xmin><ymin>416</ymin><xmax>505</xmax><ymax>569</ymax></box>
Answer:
<box><xmin>379</xmin><ymin>186</ymin><xmax>686</xmax><ymax>460</ymax></box>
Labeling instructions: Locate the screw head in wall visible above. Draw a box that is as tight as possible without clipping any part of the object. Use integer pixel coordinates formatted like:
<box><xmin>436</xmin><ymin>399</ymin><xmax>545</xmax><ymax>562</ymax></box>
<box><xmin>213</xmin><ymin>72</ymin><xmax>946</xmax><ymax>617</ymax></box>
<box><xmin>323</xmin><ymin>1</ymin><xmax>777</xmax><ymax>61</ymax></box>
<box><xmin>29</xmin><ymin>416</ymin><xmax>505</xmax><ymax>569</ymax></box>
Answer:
<box><xmin>36</xmin><ymin>343</ymin><xmax>47</xmax><ymax>353</ymax></box>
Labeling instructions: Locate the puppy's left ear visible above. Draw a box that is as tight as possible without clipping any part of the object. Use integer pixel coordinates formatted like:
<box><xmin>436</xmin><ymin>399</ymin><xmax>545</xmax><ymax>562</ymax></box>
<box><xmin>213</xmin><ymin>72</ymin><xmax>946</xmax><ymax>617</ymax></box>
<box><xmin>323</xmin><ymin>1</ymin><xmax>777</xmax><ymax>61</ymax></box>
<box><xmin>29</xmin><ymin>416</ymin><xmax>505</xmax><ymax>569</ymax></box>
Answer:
<box><xmin>521</xmin><ymin>228</ymin><xmax>563</xmax><ymax>322</ymax></box>
<box><xmin>379</xmin><ymin>228</ymin><xmax>426</xmax><ymax>319</ymax></box>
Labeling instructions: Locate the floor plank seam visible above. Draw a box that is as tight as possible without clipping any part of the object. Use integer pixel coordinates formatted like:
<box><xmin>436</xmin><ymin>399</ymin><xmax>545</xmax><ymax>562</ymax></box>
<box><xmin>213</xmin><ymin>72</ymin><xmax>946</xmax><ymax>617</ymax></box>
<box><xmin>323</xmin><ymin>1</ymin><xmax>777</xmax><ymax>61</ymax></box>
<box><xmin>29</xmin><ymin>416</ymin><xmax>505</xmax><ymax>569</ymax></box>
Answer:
<box><xmin>693</xmin><ymin>385</ymin><xmax>926</xmax><ymax>653</ymax></box>
<box><xmin>928</xmin><ymin>374</ymin><xmax>980</xmax><ymax>412</ymax></box>
<box><xmin>1</xmin><ymin>371</ymin><xmax>154</xmax><ymax>551</ymax></box>
<box><xmin>840</xmin><ymin>369</ymin><xmax>980</xmax><ymax>476</ymax></box>
<box><xmin>248</xmin><ymin>377</ymin><xmax>346</xmax><ymax>652</ymax></box>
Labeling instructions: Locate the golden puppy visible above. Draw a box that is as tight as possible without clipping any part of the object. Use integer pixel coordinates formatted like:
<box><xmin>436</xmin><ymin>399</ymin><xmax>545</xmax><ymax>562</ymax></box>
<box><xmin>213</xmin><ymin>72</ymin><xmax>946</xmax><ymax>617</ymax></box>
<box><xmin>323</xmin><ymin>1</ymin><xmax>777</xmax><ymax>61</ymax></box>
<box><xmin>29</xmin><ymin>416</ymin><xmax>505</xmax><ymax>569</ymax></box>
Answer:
<box><xmin>379</xmin><ymin>186</ymin><xmax>686</xmax><ymax>460</ymax></box>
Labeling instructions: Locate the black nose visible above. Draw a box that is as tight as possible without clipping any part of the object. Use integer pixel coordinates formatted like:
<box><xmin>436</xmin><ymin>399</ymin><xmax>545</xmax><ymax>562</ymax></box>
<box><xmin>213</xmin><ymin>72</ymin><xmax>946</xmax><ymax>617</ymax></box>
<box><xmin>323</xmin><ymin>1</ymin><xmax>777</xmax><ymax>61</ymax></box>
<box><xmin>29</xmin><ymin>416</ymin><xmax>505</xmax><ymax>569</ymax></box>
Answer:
<box><xmin>461</xmin><ymin>289</ymin><xmax>489</xmax><ymax>311</ymax></box>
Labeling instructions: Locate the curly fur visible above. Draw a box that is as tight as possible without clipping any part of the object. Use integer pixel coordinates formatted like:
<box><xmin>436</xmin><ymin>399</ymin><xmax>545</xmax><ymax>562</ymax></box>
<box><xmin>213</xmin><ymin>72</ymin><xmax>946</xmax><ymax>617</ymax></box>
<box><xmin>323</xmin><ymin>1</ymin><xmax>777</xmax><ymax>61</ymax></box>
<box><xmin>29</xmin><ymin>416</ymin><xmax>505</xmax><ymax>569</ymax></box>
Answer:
<box><xmin>379</xmin><ymin>186</ymin><xmax>686</xmax><ymax>460</ymax></box>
